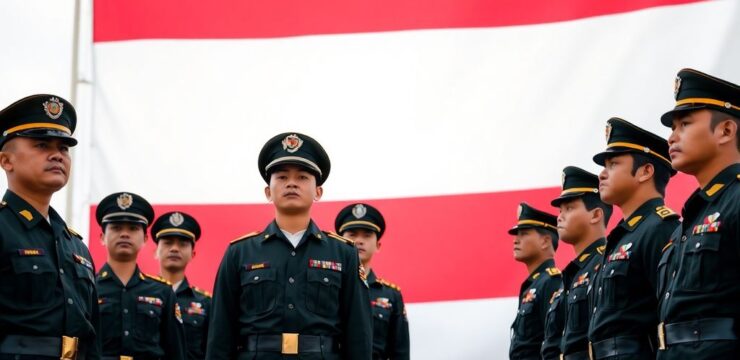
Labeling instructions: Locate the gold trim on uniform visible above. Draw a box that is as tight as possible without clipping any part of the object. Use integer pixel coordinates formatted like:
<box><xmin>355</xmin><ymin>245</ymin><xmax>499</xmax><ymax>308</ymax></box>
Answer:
<box><xmin>607</xmin><ymin>141</ymin><xmax>672</xmax><ymax>166</ymax></box>
<box><xmin>156</xmin><ymin>228</ymin><xmax>196</xmax><ymax>240</ymax></box>
<box><xmin>338</xmin><ymin>220</ymin><xmax>381</xmax><ymax>233</ymax></box>
<box><xmin>2</xmin><ymin>122</ymin><xmax>71</xmax><ymax>137</ymax></box>
<box><xmin>517</xmin><ymin>219</ymin><xmax>558</xmax><ymax>231</ymax></box>
<box><xmin>676</xmin><ymin>97</ymin><xmax>739</xmax><ymax>111</ymax></box>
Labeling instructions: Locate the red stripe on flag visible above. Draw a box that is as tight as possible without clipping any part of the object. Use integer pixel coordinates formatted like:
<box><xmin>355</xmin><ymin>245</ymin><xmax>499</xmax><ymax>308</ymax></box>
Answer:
<box><xmin>94</xmin><ymin>0</ymin><xmax>704</xmax><ymax>42</ymax></box>
<box><xmin>88</xmin><ymin>174</ymin><xmax>696</xmax><ymax>303</ymax></box>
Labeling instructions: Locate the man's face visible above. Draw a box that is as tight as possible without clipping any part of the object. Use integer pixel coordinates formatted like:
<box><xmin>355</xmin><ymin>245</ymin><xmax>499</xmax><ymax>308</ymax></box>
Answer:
<box><xmin>265</xmin><ymin>165</ymin><xmax>322</xmax><ymax>214</ymax></box>
<box><xmin>101</xmin><ymin>222</ymin><xmax>147</xmax><ymax>262</ymax></box>
<box><xmin>599</xmin><ymin>154</ymin><xmax>639</xmax><ymax>206</ymax></box>
<box><xmin>557</xmin><ymin>198</ymin><xmax>594</xmax><ymax>245</ymax></box>
<box><xmin>342</xmin><ymin>228</ymin><xmax>380</xmax><ymax>264</ymax></box>
<box><xmin>0</xmin><ymin>137</ymin><xmax>71</xmax><ymax>193</ymax></box>
<box><xmin>155</xmin><ymin>236</ymin><xmax>194</xmax><ymax>272</ymax></box>
<box><xmin>668</xmin><ymin>109</ymin><xmax>721</xmax><ymax>174</ymax></box>
<box><xmin>513</xmin><ymin>228</ymin><xmax>545</xmax><ymax>263</ymax></box>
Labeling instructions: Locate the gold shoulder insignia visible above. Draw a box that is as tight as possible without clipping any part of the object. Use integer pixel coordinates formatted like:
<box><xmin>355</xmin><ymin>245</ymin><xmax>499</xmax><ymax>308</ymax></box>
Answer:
<box><xmin>546</xmin><ymin>267</ymin><xmax>562</xmax><ymax>276</ymax></box>
<box><xmin>662</xmin><ymin>241</ymin><xmax>673</xmax><ymax>253</ymax></box>
<box><xmin>67</xmin><ymin>226</ymin><xmax>82</xmax><ymax>239</ymax></box>
<box><xmin>736</xmin><ymin>174</ymin><xmax>739</xmax><ymax>181</ymax></box>
<box><xmin>705</xmin><ymin>183</ymin><xmax>724</xmax><ymax>197</ymax></box>
<box><xmin>378</xmin><ymin>278</ymin><xmax>402</xmax><ymax>292</ymax></box>
<box><xmin>597</xmin><ymin>245</ymin><xmax>606</xmax><ymax>255</ymax></box>
<box><xmin>532</xmin><ymin>273</ymin><xmax>541</xmax><ymax>280</ymax></box>
<box><xmin>192</xmin><ymin>286</ymin><xmax>212</xmax><ymax>298</ymax></box>
<box><xmin>230</xmin><ymin>231</ymin><xmax>261</xmax><ymax>245</ymax></box>
<box><xmin>655</xmin><ymin>206</ymin><xmax>679</xmax><ymax>220</ymax></box>
<box><xmin>143</xmin><ymin>273</ymin><xmax>172</xmax><ymax>285</ymax></box>
<box><xmin>327</xmin><ymin>231</ymin><xmax>355</xmax><ymax>246</ymax></box>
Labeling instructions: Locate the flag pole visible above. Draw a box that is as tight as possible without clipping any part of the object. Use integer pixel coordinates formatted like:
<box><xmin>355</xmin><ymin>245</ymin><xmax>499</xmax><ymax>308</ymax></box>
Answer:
<box><xmin>65</xmin><ymin>0</ymin><xmax>82</xmax><ymax>224</ymax></box>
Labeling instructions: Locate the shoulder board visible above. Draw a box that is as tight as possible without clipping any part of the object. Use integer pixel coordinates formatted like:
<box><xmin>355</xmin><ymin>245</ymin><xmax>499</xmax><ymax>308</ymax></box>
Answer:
<box><xmin>143</xmin><ymin>273</ymin><xmax>172</xmax><ymax>285</ymax></box>
<box><xmin>67</xmin><ymin>226</ymin><xmax>83</xmax><ymax>239</ymax></box>
<box><xmin>326</xmin><ymin>231</ymin><xmax>355</xmax><ymax>246</ymax></box>
<box><xmin>230</xmin><ymin>231</ymin><xmax>261</xmax><ymax>245</ymax></box>
<box><xmin>596</xmin><ymin>245</ymin><xmax>606</xmax><ymax>255</ymax></box>
<box><xmin>377</xmin><ymin>278</ymin><xmax>401</xmax><ymax>292</ymax></box>
<box><xmin>662</xmin><ymin>241</ymin><xmax>673</xmax><ymax>253</ymax></box>
<box><xmin>546</xmin><ymin>267</ymin><xmax>562</xmax><ymax>277</ymax></box>
<box><xmin>191</xmin><ymin>286</ymin><xmax>212</xmax><ymax>298</ymax></box>
<box><xmin>655</xmin><ymin>206</ymin><xmax>679</xmax><ymax>220</ymax></box>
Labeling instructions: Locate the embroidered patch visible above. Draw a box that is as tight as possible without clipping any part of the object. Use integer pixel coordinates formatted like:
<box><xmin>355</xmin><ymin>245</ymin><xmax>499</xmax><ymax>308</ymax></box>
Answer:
<box><xmin>573</xmin><ymin>272</ymin><xmax>589</xmax><ymax>288</ymax></box>
<box><xmin>372</xmin><ymin>297</ymin><xmax>392</xmax><ymax>309</ymax></box>
<box><xmin>175</xmin><ymin>303</ymin><xmax>183</xmax><ymax>324</ymax></box>
<box><xmin>188</xmin><ymin>302</ymin><xmax>206</xmax><ymax>315</ymax></box>
<box><xmin>73</xmin><ymin>254</ymin><xmax>93</xmax><ymax>270</ymax></box>
<box><xmin>17</xmin><ymin>248</ymin><xmax>44</xmax><ymax>256</ymax></box>
<box><xmin>693</xmin><ymin>212</ymin><xmax>721</xmax><ymax>234</ymax></box>
<box><xmin>245</xmin><ymin>262</ymin><xmax>270</xmax><ymax>270</ymax></box>
<box><xmin>522</xmin><ymin>288</ymin><xmax>536</xmax><ymax>303</ymax></box>
<box><xmin>608</xmin><ymin>242</ymin><xmax>632</xmax><ymax>262</ymax></box>
<box><xmin>309</xmin><ymin>259</ymin><xmax>342</xmax><ymax>272</ymax></box>
<box><xmin>137</xmin><ymin>296</ymin><xmax>163</xmax><ymax>307</ymax></box>
<box><xmin>549</xmin><ymin>288</ymin><xmax>563</xmax><ymax>304</ymax></box>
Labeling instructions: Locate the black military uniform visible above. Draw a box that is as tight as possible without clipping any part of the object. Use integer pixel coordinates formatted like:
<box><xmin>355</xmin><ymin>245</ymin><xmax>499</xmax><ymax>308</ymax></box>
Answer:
<box><xmin>542</xmin><ymin>167</ymin><xmax>609</xmax><ymax>360</ymax></box>
<box><xmin>0</xmin><ymin>95</ymin><xmax>100</xmax><ymax>360</ymax></box>
<box><xmin>95</xmin><ymin>192</ymin><xmax>187</xmax><ymax>360</ymax></box>
<box><xmin>206</xmin><ymin>133</ymin><xmax>372</xmax><ymax>360</ymax></box>
<box><xmin>656</xmin><ymin>69</ymin><xmax>740</xmax><ymax>359</ymax></box>
<box><xmin>335</xmin><ymin>203</ymin><xmax>410</xmax><ymax>360</ymax></box>
<box><xmin>509</xmin><ymin>203</ymin><xmax>562</xmax><ymax>360</ymax></box>
<box><xmin>151</xmin><ymin>211</ymin><xmax>211</xmax><ymax>360</ymax></box>
<box><xmin>588</xmin><ymin>118</ymin><xmax>681</xmax><ymax>359</ymax></box>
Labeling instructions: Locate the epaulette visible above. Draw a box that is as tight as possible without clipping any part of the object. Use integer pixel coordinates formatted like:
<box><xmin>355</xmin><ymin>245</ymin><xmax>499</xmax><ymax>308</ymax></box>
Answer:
<box><xmin>230</xmin><ymin>231</ymin><xmax>261</xmax><ymax>245</ymax></box>
<box><xmin>662</xmin><ymin>241</ymin><xmax>673</xmax><ymax>253</ymax></box>
<box><xmin>655</xmin><ymin>206</ymin><xmax>679</xmax><ymax>220</ymax></box>
<box><xmin>596</xmin><ymin>245</ymin><xmax>605</xmax><ymax>255</ymax></box>
<box><xmin>326</xmin><ymin>231</ymin><xmax>355</xmax><ymax>246</ymax></box>
<box><xmin>143</xmin><ymin>273</ymin><xmax>172</xmax><ymax>285</ymax></box>
<box><xmin>546</xmin><ymin>267</ymin><xmax>562</xmax><ymax>277</ymax></box>
<box><xmin>191</xmin><ymin>286</ymin><xmax>212</xmax><ymax>298</ymax></box>
<box><xmin>67</xmin><ymin>226</ymin><xmax>83</xmax><ymax>239</ymax></box>
<box><xmin>377</xmin><ymin>278</ymin><xmax>401</xmax><ymax>292</ymax></box>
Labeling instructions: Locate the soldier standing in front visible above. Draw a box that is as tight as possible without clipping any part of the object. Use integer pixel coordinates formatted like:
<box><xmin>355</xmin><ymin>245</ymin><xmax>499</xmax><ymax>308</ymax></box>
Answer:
<box><xmin>206</xmin><ymin>132</ymin><xmax>372</xmax><ymax>359</ymax></box>
<box><xmin>508</xmin><ymin>203</ymin><xmax>562</xmax><ymax>360</ymax></box>
<box><xmin>152</xmin><ymin>211</ymin><xmax>211</xmax><ymax>360</ymax></box>
<box><xmin>335</xmin><ymin>203</ymin><xmax>410</xmax><ymax>360</ymax></box>
<box><xmin>0</xmin><ymin>94</ymin><xmax>100</xmax><ymax>359</ymax></box>
<box><xmin>588</xmin><ymin>117</ymin><xmax>681</xmax><ymax>359</ymax></box>
<box><xmin>656</xmin><ymin>69</ymin><xmax>740</xmax><ymax>359</ymax></box>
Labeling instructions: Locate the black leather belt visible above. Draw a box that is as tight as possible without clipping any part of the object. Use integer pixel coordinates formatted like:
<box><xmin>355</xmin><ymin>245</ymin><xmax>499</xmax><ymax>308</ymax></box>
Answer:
<box><xmin>244</xmin><ymin>334</ymin><xmax>337</xmax><ymax>354</ymax></box>
<box><xmin>588</xmin><ymin>336</ymin><xmax>651</xmax><ymax>359</ymax></box>
<box><xmin>563</xmin><ymin>350</ymin><xmax>589</xmax><ymax>360</ymax></box>
<box><xmin>658</xmin><ymin>318</ymin><xmax>737</xmax><ymax>349</ymax></box>
<box><xmin>0</xmin><ymin>335</ymin><xmax>84</xmax><ymax>359</ymax></box>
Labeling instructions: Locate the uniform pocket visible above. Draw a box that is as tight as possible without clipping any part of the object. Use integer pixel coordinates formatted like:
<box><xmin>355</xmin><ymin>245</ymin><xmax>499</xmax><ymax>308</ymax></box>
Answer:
<box><xmin>656</xmin><ymin>245</ymin><xmax>674</xmax><ymax>299</ymax></box>
<box><xmin>134</xmin><ymin>303</ymin><xmax>162</xmax><ymax>343</ymax></box>
<box><xmin>305</xmin><ymin>269</ymin><xmax>342</xmax><ymax>316</ymax></box>
<box><xmin>567</xmin><ymin>286</ymin><xmax>588</xmax><ymax>331</ymax></box>
<box><xmin>681</xmin><ymin>233</ymin><xmax>721</xmax><ymax>291</ymax></box>
<box><xmin>240</xmin><ymin>268</ymin><xmax>278</xmax><ymax>315</ymax></box>
<box><xmin>544</xmin><ymin>294</ymin><xmax>562</xmax><ymax>338</ymax></box>
<box><xmin>603</xmin><ymin>261</ymin><xmax>629</xmax><ymax>309</ymax></box>
<box><xmin>372</xmin><ymin>306</ymin><xmax>391</xmax><ymax>342</ymax></box>
<box><xmin>517</xmin><ymin>302</ymin><xmax>538</xmax><ymax>338</ymax></box>
<box><xmin>10</xmin><ymin>256</ymin><xmax>56</xmax><ymax>304</ymax></box>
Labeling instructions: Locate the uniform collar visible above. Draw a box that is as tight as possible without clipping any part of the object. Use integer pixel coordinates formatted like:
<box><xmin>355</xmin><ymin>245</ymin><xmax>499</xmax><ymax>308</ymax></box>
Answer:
<box><xmin>175</xmin><ymin>277</ymin><xmax>192</xmax><ymax>295</ymax></box>
<box><xmin>697</xmin><ymin>163</ymin><xmax>740</xmax><ymax>201</ymax></box>
<box><xmin>573</xmin><ymin>238</ymin><xmax>606</xmax><ymax>268</ymax></box>
<box><xmin>367</xmin><ymin>269</ymin><xmax>379</xmax><ymax>287</ymax></box>
<box><xmin>620</xmin><ymin>197</ymin><xmax>665</xmax><ymax>232</ymax></box>
<box><xmin>261</xmin><ymin>219</ymin><xmax>325</xmax><ymax>244</ymax></box>
<box><xmin>97</xmin><ymin>262</ymin><xmax>144</xmax><ymax>287</ymax></box>
<box><xmin>529</xmin><ymin>258</ymin><xmax>555</xmax><ymax>280</ymax></box>
<box><xmin>2</xmin><ymin>190</ymin><xmax>46</xmax><ymax>229</ymax></box>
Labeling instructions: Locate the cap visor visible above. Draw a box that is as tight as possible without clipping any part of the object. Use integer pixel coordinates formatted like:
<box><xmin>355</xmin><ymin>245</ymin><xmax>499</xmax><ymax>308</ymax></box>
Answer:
<box><xmin>660</xmin><ymin>104</ymin><xmax>706</xmax><ymax>127</ymax></box>
<box><xmin>593</xmin><ymin>149</ymin><xmax>632</xmax><ymax>166</ymax></box>
<box><xmin>340</xmin><ymin>223</ymin><xmax>380</xmax><ymax>235</ymax></box>
<box><xmin>17</xmin><ymin>130</ymin><xmax>77</xmax><ymax>146</ymax></box>
<box><xmin>550</xmin><ymin>193</ymin><xmax>584</xmax><ymax>207</ymax></box>
<box><xmin>102</xmin><ymin>216</ymin><xmax>148</xmax><ymax>226</ymax></box>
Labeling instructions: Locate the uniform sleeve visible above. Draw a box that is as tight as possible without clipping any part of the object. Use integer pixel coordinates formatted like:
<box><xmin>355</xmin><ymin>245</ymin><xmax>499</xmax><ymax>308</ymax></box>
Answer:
<box><xmin>539</xmin><ymin>276</ymin><xmax>562</xmax><ymax>325</ymax></box>
<box><xmin>202</xmin><ymin>296</ymin><xmax>212</xmax><ymax>358</ymax></box>
<box><xmin>642</xmin><ymin>220</ymin><xmax>678</xmax><ymax>293</ymax></box>
<box><xmin>389</xmin><ymin>290</ymin><xmax>410</xmax><ymax>360</ymax></box>
<box><xmin>86</xmin><ymin>255</ymin><xmax>102</xmax><ymax>360</ymax></box>
<box><xmin>161</xmin><ymin>288</ymin><xmax>187</xmax><ymax>360</ymax></box>
<box><xmin>205</xmin><ymin>246</ymin><xmax>241</xmax><ymax>360</ymax></box>
<box><xmin>340</xmin><ymin>248</ymin><xmax>372</xmax><ymax>360</ymax></box>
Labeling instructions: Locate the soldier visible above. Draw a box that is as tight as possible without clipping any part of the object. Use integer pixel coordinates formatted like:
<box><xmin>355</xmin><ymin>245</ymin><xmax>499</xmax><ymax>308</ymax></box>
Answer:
<box><xmin>544</xmin><ymin>167</ymin><xmax>612</xmax><ymax>360</ymax></box>
<box><xmin>206</xmin><ymin>132</ymin><xmax>372</xmax><ymax>359</ymax></box>
<box><xmin>509</xmin><ymin>203</ymin><xmax>562</xmax><ymax>360</ymax></box>
<box><xmin>588</xmin><ymin>117</ymin><xmax>681</xmax><ymax>359</ymax></box>
<box><xmin>335</xmin><ymin>203</ymin><xmax>410</xmax><ymax>360</ymax></box>
<box><xmin>95</xmin><ymin>192</ymin><xmax>187</xmax><ymax>360</ymax></box>
<box><xmin>0</xmin><ymin>94</ymin><xmax>100</xmax><ymax>359</ymax></box>
<box><xmin>656</xmin><ymin>69</ymin><xmax>740</xmax><ymax>359</ymax></box>
<box><xmin>152</xmin><ymin>211</ymin><xmax>211</xmax><ymax>360</ymax></box>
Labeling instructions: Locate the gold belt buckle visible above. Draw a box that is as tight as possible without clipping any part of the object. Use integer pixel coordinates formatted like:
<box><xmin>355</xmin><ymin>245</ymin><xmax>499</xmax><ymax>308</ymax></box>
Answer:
<box><xmin>60</xmin><ymin>336</ymin><xmax>78</xmax><ymax>360</ymax></box>
<box><xmin>588</xmin><ymin>341</ymin><xmax>594</xmax><ymax>360</ymax></box>
<box><xmin>120</xmin><ymin>356</ymin><xmax>133</xmax><ymax>360</ymax></box>
<box><xmin>282</xmin><ymin>333</ymin><xmax>299</xmax><ymax>355</ymax></box>
<box><xmin>658</xmin><ymin>321</ymin><xmax>667</xmax><ymax>350</ymax></box>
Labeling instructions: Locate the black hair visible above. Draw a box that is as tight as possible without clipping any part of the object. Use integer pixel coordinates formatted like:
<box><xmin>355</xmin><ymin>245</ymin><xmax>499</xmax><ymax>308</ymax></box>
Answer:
<box><xmin>630</xmin><ymin>153</ymin><xmax>671</xmax><ymax>197</ymax></box>
<box><xmin>581</xmin><ymin>193</ymin><xmax>613</xmax><ymax>227</ymax></box>
<box><xmin>535</xmin><ymin>228</ymin><xmax>559</xmax><ymax>251</ymax></box>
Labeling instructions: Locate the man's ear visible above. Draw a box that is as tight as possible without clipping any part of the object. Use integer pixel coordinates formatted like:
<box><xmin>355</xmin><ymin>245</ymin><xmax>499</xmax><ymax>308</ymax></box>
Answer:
<box><xmin>637</xmin><ymin>162</ymin><xmax>655</xmax><ymax>183</ymax></box>
<box><xmin>264</xmin><ymin>186</ymin><xmax>272</xmax><ymax>202</ymax></box>
<box><xmin>590</xmin><ymin>207</ymin><xmax>604</xmax><ymax>225</ymax></box>
<box><xmin>716</xmin><ymin>118</ymin><xmax>738</xmax><ymax>147</ymax></box>
<box><xmin>314</xmin><ymin>186</ymin><xmax>323</xmax><ymax>201</ymax></box>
